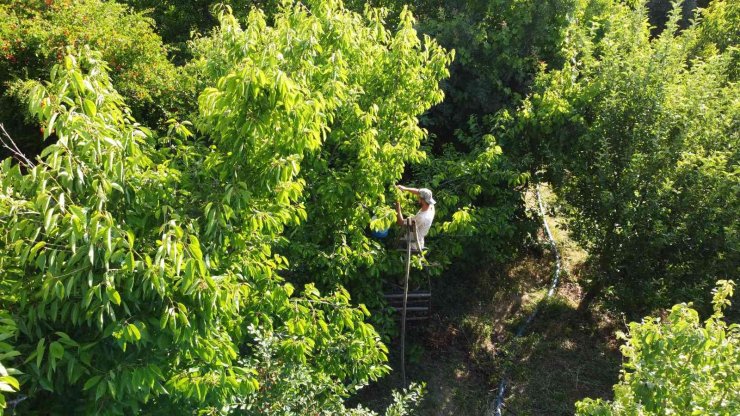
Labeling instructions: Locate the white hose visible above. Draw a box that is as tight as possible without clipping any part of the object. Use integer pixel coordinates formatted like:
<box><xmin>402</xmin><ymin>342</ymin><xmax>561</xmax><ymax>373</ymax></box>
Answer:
<box><xmin>488</xmin><ymin>183</ymin><xmax>562</xmax><ymax>416</ymax></box>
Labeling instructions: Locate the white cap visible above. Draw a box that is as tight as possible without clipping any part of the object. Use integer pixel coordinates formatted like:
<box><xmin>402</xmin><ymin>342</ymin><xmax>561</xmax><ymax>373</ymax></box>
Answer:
<box><xmin>419</xmin><ymin>188</ymin><xmax>435</xmax><ymax>205</ymax></box>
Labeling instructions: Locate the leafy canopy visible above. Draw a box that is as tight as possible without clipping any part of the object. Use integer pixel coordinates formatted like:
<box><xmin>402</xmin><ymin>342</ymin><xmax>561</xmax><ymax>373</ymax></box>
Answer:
<box><xmin>0</xmin><ymin>1</ymin><xmax>452</xmax><ymax>413</ymax></box>
<box><xmin>186</xmin><ymin>1</ymin><xmax>452</xmax><ymax>317</ymax></box>
<box><xmin>0</xmin><ymin>0</ymin><xmax>180</xmax><ymax>130</ymax></box>
<box><xmin>503</xmin><ymin>0</ymin><xmax>739</xmax><ymax>311</ymax></box>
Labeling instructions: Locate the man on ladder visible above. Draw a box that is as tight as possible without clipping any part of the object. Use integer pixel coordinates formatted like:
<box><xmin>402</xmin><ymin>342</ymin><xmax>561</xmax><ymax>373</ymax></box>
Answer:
<box><xmin>393</xmin><ymin>184</ymin><xmax>435</xmax><ymax>386</ymax></box>
<box><xmin>395</xmin><ymin>184</ymin><xmax>436</xmax><ymax>251</ymax></box>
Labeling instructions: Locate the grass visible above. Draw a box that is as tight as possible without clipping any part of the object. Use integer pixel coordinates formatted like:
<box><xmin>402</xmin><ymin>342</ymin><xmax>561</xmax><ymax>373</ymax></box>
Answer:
<box><xmin>501</xmin><ymin>296</ymin><xmax>621</xmax><ymax>415</ymax></box>
<box><xmin>497</xmin><ymin>185</ymin><xmax>622</xmax><ymax>415</ymax></box>
<box><xmin>355</xmin><ymin>185</ymin><xmax>623</xmax><ymax>415</ymax></box>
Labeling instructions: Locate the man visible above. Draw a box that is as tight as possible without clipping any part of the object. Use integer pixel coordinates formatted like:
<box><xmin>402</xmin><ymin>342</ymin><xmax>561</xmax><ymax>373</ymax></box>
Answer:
<box><xmin>395</xmin><ymin>184</ymin><xmax>436</xmax><ymax>250</ymax></box>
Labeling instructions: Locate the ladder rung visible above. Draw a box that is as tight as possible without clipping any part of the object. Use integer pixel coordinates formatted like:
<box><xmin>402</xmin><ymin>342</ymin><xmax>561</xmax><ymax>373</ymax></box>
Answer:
<box><xmin>387</xmin><ymin>300</ymin><xmax>430</xmax><ymax>307</ymax></box>
<box><xmin>387</xmin><ymin>301</ymin><xmax>430</xmax><ymax>307</ymax></box>
<box><xmin>396</xmin><ymin>316</ymin><xmax>429</xmax><ymax>321</ymax></box>
<box><xmin>394</xmin><ymin>248</ymin><xmax>422</xmax><ymax>253</ymax></box>
<box><xmin>383</xmin><ymin>292</ymin><xmax>431</xmax><ymax>299</ymax></box>
<box><xmin>392</xmin><ymin>306</ymin><xmax>429</xmax><ymax>312</ymax></box>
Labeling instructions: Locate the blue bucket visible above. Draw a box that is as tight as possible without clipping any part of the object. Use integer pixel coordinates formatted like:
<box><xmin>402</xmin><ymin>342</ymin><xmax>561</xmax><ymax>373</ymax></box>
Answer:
<box><xmin>371</xmin><ymin>228</ymin><xmax>389</xmax><ymax>239</ymax></box>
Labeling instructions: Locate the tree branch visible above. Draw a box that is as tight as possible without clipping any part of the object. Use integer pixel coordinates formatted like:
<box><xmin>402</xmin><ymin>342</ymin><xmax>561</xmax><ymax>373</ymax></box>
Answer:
<box><xmin>0</xmin><ymin>124</ymin><xmax>36</xmax><ymax>168</ymax></box>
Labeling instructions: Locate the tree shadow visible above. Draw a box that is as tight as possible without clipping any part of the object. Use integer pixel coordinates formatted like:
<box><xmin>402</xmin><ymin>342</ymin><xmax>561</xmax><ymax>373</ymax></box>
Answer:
<box><xmin>501</xmin><ymin>298</ymin><xmax>621</xmax><ymax>415</ymax></box>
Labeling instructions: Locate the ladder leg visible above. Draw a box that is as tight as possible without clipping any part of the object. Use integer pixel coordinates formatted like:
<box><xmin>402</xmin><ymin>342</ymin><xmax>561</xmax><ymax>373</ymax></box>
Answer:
<box><xmin>400</xmin><ymin>220</ymin><xmax>412</xmax><ymax>387</ymax></box>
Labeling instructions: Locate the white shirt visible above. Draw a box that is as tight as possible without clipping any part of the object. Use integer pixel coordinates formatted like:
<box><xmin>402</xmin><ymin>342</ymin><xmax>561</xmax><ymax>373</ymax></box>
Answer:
<box><xmin>410</xmin><ymin>205</ymin><xmax>435</xmax><ymax>250</ymax></box>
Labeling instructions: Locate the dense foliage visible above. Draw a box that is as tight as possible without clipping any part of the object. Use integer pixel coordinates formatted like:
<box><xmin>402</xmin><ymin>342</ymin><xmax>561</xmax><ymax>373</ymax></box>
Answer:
<box><xmin>0</xmin><ymin>313</ymin><xmax>19</xmax><ymax>412</ymax></box>
<box><xmin>576</xmin><ymin>280</ymin><xmax>739</xmax><ymax>415</ymax></box>
<box><xmin>691</xmin><ymin>0</ymin><xmax>739</xmax><ymax>79</ymax></box>
<box><xmin>0</xmin><ymin>0</ymin><xmax>736</xmax><ymax>414</ymax></box>
<box><xmin>501</xmin><ymin>0</ymin><xmax>739</xmax><ymax>312</ymax></box>
<box><xmin>0</xmin><ymin>0</ymin><xmax>182</xmax><ymax>157</ymax></box>
<box><xmin>415</xmin><ymin>0</ymin><xmax>577</xmax><ymax>136</ymax></box>
<box><xmin>120</xmin><ymin>0</ymin><xmax>280</xmax><ymax>62</ymax></box>
<box><xmin>0</xmin><ymin>1</ymin><xmax>450</xmax><ymax>413</ymax></box>
<box><xmin>184</xmin><ymin>1</ymin><xmax>452</xmax><ymax>327</ymax></box>
<box><xmin>402</xmin><ymin>0</ymin><xmax>587</xmax><ymax>270</ymax></box>
<box><xmin>95</xmin><ymin>0</ymin><xmax>551</xmax><ymax>274</ymax></box>
<box><xmin>412</xmin><ymin>122</ymin><xmax>532</xmax><ymax>266</ymax></box>
<box><xmin>399</xmin><ymin>0</ymin><xmax>578</xmax><ymax>268</ymax></box>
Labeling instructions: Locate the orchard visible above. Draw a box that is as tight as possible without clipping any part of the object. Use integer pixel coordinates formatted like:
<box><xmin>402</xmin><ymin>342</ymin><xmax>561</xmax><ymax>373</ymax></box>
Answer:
<box><xmin>0</xmin><ymin>0</ymin><xmax>737</xmax><ymax>415</ymax></box>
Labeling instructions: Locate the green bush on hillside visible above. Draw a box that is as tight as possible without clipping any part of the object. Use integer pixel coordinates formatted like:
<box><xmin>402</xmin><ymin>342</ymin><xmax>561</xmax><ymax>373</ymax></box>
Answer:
<box><xmin>576</xmin><ymin>280</ymin><xmax>739</xmax><ymax>415</ymax></box>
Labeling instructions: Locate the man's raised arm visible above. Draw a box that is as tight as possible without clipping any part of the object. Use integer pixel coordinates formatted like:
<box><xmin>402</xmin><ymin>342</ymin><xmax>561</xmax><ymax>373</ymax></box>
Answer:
<box><xmin>396</xmin><ymin>184</ymin><xmax>420</xmax><ymax>196</ymax></box>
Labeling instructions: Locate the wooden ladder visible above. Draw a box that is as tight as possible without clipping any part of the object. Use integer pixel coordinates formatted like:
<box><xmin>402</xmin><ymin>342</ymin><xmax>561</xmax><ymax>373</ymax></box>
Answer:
<box><xmin>383</xmin><ymin>291</ymin><xmax>431</xmax><ymax>322</ymax></box>
<box><xmin>385</xmin><ymin>218</ymin><xmax>430</xmax><ymax>386</ymax></box>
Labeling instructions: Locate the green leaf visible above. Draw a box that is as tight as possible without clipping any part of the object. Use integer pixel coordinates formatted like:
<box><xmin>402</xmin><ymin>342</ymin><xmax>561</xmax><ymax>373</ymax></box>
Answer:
<box><xmin>106</xmin><ymin>227</ymin><xmax>112</xmax><ymax>253</ymax></box>
<box><xmin>95</xmin><ymin>379</ymin><xmax>106</xmax><ymax>400</ymax></box>
<box><xmin>36</xmin><ymin>338</ymin><xmax>45</xmax><ymax>369</ymax></box>
<box><xmin>31</xmin><ymin>241</ymin><xmax>46</xmax><ymax>255</ymax></box>
<box><xmin>72</xmin><ymin>72</ymin><xmax>85</xmax><ymax>92</ymax></box>
<box><xmin>107</xmin><ymin>287</ymin><xmax>121</xmax><ymax>306</ymax></box>
<box><xmin>0</xmin><ymin>376</ymin><xmax>19</xmax><ymax>392</ymax></box>
<box><xmin>127</xmin><ymin>324</ymin><xmax>141</xmax><ymax>341</ymax></box>
<box><xmin>50</xmin><ymin>341</ymin><xmax>64</xmax><ymax>360</ymax></box>
<box><xmin>83</xmin><ymin>375</ymin><xmax>102</xmax><ymax>391</ymax></box>
<box><xmin>159</xmin><ymin>312</ymin><xmax>169</xmax><ymax>329</ymax></box>
<box><xmin>188</xmin><ymin>235</ymin><xmax>203</xmax><ymax>261</ymax></box>
<box><xmin>125</xmin><ymin>230</ymin><xmax>135</xmax><ymax>248</ymax></box>
<box><xmin>55</xmin><ymin>331</ymin><xmax>79</xmax><ymax>347</ymax></box>
<box><xmin>44</xmin><ymin>207</ymin><xmax>55</xmax><ymax>231</ymax></box>
<box><xmin>47</xmin><ymin>112</ymin><xmax>58</xmax><ymax>138</ymax></box>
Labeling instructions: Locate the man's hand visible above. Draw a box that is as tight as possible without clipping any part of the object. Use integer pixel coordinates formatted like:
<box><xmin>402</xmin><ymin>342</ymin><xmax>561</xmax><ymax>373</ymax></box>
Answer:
<box><xmin>395</xmin><ymin>201</ymin><xmax>402</xmax><ymax>213</ymax></box>
<box><xmin>396</xmin><ymin>184</ymin><xmax>407</xmax><ymax>192</ymax></box>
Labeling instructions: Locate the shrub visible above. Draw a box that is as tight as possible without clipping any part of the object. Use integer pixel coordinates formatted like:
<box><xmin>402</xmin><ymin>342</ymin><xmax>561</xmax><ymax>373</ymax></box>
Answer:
<box><xmin>576</xmin><ymin>280</ymin><xmax>739</xmax><ymax>415</ymax></box>
<box><xmin>0</xmin><ymin>0</ymin><xmax>181</xmax><ymax>157</ymax></box>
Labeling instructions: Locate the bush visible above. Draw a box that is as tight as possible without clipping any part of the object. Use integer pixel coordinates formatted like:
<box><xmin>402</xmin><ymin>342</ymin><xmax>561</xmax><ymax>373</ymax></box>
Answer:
<box><xmin>576</xmin><ymin>280</ymin><xmax>740</xmax><ymax>415</ymax></box>
<box><xmin>0</xmin><ymin>313</ymin><xmax>20</xmax><ymax>415</ymax></box>
<box><xmin>120</xmin><ymin>0</ymin><xmax>281</xmax><ymax>63</ymax></box>
<box><xmin>187</xmin><ymin>1</ymin><xmax>453</xmax><ymax>319</ymax></box>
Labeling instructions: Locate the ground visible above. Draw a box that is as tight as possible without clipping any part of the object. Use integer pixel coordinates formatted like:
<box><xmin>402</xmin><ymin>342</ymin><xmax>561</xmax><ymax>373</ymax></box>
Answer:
<box><xmin>356</xmin><ymin>185</ymin><xmax>623</xmax><ymax>415</ymax></box>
